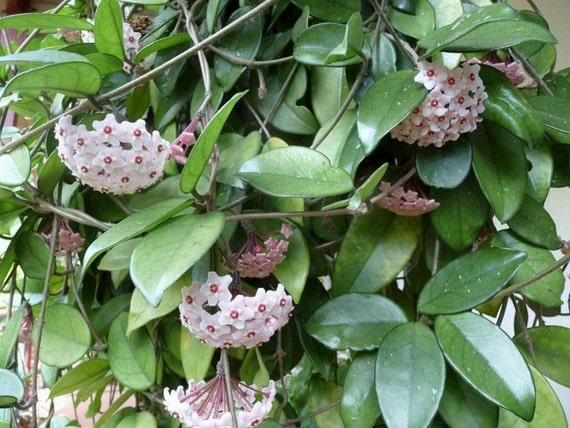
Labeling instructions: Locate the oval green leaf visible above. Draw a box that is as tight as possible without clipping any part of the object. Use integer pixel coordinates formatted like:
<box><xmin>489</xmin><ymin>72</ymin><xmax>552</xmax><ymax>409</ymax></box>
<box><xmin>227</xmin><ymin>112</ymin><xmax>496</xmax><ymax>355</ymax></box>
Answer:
<box><xmin>416</xmin><ymin>138</ymin><xmax>472</xmax><ymax>189</ymax></box>
<box><xmin>0</xmin><ymin>13</ymin><xmax>93</xmax><ymax>31</ymax></box>
<box><xmin>0</xmin><ymin>369</ymin><xmax>24</xmax><ymax>408</ymax></box>
<box><xmin>94</xmin><ymin>0</ymin><xmax>125</xmax><ymax>59</ymax></box>
<box><xmin>0</xmin><ymin>144</ymin><xmax>30</xmax><ymax>187</ymax></box>
<box><xmin>238</xmin><ymin>146</ymin><xmax>353</xmax><ymax>198</ymax></box>
<box><xmin>357</xmin><ymin>70</ymin><xmax>427</xmax><ymax>154</ymax></box>
<box><xmin>291</xmin><ymin>0</ymin><xmax>360</xmax><ymax>22</ymax></box>
<box><xmin>506</xmin><ymin>196</ymin><xmax>560</xmax><ymax>250</ymax></box>
<box><xmin>418</xmin><ymin>247</ymin><xmax>527</xmax><ymax>315</ymax></box>
<box><xmin>49</xmin><ymin>359</ymin><xmax>110</xmax><ymax>398</ymax></box>
<box><xmin>305</xmin><ymin>293</ymin><xmax>407</xmax><ymax>351</ymax></box>
<box><xmin>375</xmin><ymin>323</ymin><xmax>445</xmax><ymax>428</ymax></box>
<box><xmin>528</xmin><ymin>95</ymin><xmax>570</xmax><ymax>144</ymax></box>
<box><xmin>15</xmin><ymin>232</ymin><xmax>50</xmax><ymax>280</ymax></box>
<box><xmin>0</xmin><ymin>304</ymin><xmax>26</xmax><ymax>369</ymax></box>
<box><xmin>37</xmin><ymin>151</ymin><xmax>66</xmax><ymax>196</ymax></box>
<box><xmin>435</xmin><ymin>312</ymin><xmax>535</xmax><ymax>420</ymax></box>
<box><xmin>387</xmin><ymin>0</ymin><xmax>435</xmax><ymax>40</ymax></box>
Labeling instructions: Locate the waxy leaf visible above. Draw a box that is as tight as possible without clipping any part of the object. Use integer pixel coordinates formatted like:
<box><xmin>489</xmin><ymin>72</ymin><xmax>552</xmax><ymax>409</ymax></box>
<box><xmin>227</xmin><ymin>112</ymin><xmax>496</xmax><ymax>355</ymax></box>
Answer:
<box><xmin>435</xmin><ymin>312</ymin><xmax>535</xmax><ymax>420</ymax></box>
<box><xmin>418</xmin><ymin>248</ymin><xmax>526</xmax><ymax>315</ymax></box>
<box><xmin>0</xmin><ymin>304</ymin><xmax>27</xmax><ymax>369</ymax></box>
<box><xmin>238</xmin><ymin>146</ymin><xmax>353</xmax><ymax>197</ymax></box>
<box><xmin>180</xmin><ymin>328</ymin><xmax>215</xmax><ymax>382</ymax></box>
<box><xmin>180</xmin><ymin>91</ymin><xmax>247</xmax><ymax>193</ymax></box>
<box><xmin>333</xmin><ymin>208</ymin><xmax>421</xmax><ymax>295</ymax></box>
<box><xmin>290</xmin><ymin>0</ymin><xmax>360</xmax><ymax>23</ymax></box>
<box><xmin>305</xmin><ymin>293</ymin><xmax>407</xmax><ymax>350</ymax></box>
<box><xmin>387</xmin><ymin>0</ymin><xmax>435</xmax><ymax>40</ymax></box>
<box><xmin>94</xmin><ymin>0</ymin><xmax>124</xmax><ymax>59</ymax></box>
<box><xmin>108</xmin><ymin>313</ymin><xmax>156</xmax><ymax>390</ymax></box>
<box><xmin>525</xmin><ymin>140</ymin><xmax>553</xmax><ymax>203</ymax></box>
<box><xmin>471</xmin><ymin>122</ymin><xmax>527</xmax><ymax>222</ymax></box>
<box><xmin>0</xmin><ymin>369</ymin><xmax>24</xmax><ymax>408</ymax></box>
<box><xmin>507</xmin><ymin>196</ymin><xmax>560</xmax><ymax>250</ymax></box>
<box><xmin>133</xmin><ymin>33</ymin><xmax>190</xmax><ymax>64</ymax></box>
<box><xmin>340</xmin><ymin>353</ymin><xmax>380</xmax><ymax>428</ymax></box>
<box><xmin>416</xmin><ymin>138</ymin><xmax>472</xmax><ymax>188</ymax></box>
<box><xmin>307</xmin><ymin>376</ymin><xmax>344</xmax><ymax>427</ymax></box>
<box><xmin>130</xmin><ymin>212</ymin><xmax>225</xmax><ymax>307</ymax></box>
<box><xmin>49</xmin><ymin>359</ymin><xmax>110</xmax><ymax>398</ymax></box>
<box><xmin>376</xmin><ymin>323</ymin><xmax>445</xmax><ymax>428</ymax></box>
<box><xmin>357</xmin><ymin>70</ymin><xmax>427</xmax><ymax>154</ymax></box>
<box><xmin>528</xmin><ymin>96</ymin><xmax>570</xmax><ymax>144</ymax></box>
<box><xmin>37</xmin><ymin>151</ymin><xmax>66</xmax><ymax>196</ymax></box>
<box><xmin>0</xmin><ymin>13</ymin><xmax>93</xmax><ymax>31</ymax></box>
<box><xmin>15</xmin><ymin>232</ymin><xmax>50</xmax><ymax>280</ymax></box>
<box><xmin>310</xmin><ymin>67</ymin><xmax>351</xmax><ymax>126</ymax></box>
<box><xmin>513</xmin><ymin>326</ymin><xmax>570</xmax><ymax>388</ymax></box>
<box><xmin>325</xmin><ymin>12</ymin><xmax>363</xmax><ymax>64</ymax></box>
<box><xmin>113</xmin><ymin>411</ymin><xmax>157</xmax><ymax>428</ymax></box>
<box><xmin>0</xmin><ymin>144</ymin><xmax>30</xmax><ymax>187</ymax></box>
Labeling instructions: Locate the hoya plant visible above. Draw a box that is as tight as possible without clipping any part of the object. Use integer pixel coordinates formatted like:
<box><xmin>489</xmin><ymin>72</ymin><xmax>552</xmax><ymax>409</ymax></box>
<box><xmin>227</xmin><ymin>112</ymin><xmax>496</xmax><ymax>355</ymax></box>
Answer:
<box><xmin>0</xmin><ymin>0</ymin><xmax>569</xmax><ymax>426</ymax></box>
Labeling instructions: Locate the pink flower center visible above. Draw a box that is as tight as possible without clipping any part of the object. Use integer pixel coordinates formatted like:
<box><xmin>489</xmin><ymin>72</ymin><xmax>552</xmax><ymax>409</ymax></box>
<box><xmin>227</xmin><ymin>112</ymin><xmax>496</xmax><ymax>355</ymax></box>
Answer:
<box><xmin>426</xmin><ymin>69</ymin><xmax>435</xmax><ymax>77</ymax></box>
<box><xmin>133</xmin><ymin>128</ymin><xmax>142</xmax><ymax>137</ymax></box>
<box><xmin>210</xmin><ymin>283</ymin><xmax>219</xmax><ymax>294</ymax></box>
<box><xmin>135</xmin><ymin>156</ymin><xmax>143</xmax><ymax>164</ymax></box>
<box><xmin>121</xmin><ymin>176</ymin><xmax>129</xmax><ymax>183</ymax></box>
<box><xmin>257</xmin><ymin>304</ymin><xmax>266</xmax><ymax>313</ymax></box>
<box><xmin>157</xmin><ymin>144</ymin><xmax>164</xmax><ymax>152</ymax></box>
<box><xmin>430</xmin><ymin>99</ymin><xmax>439</xmax><ymax>107</ymax></box>
<box><xmin>149</xmin><ymin>171</ymin><xmax>157</xmax><ymax>178</ymax></box>
<box><xmin>247</xmin><ymin>331</ymin><xmax>256</xmax><ymax>338</ymax></box>
<box><xmin>77</xmin><ymin>138</ymin><xmax>85</xmax><ymax>146</ymax></box>
<box><xmin>185</xmin><ymin>295</ymin><xmax>193</xmax><ymax>305</ymax></box>
<box><xmin>81</xmin><ymin>166</ymin><xmax>89</xmax><ymax>173</ymax></box>
<box><xmin>279</xmin><ymin>298</ymin><xmax>287</xmax><ymax>307</ymax></box>
<box><xmin>447</xmin><ymin>77</ymin><xmax>456</xmax><ymax>85</ymax></box>
<box><xmin>207</xmin><ymin>325</ymin><xmax>216</xmax><ymax>333</ymax></box>
<box><xmin>230</xmin><ymin>309</ymin><xmax>240</xmax><ymax>319</ymax></box>
<box><xmin>103</xmin><ymin>156</ymin><xmax>112</xmax><ymax>164</ymax></box>
<box><xmin>103</xmin><ymin>125</ymin><xmax>113</xmax><ymax>134</ymax></box>
<box><xmin>469</xmin><ymin>73</ymin><xmax>476</xmax><ymax>81</ymax></box>
<box><xmin>457</xmin><ymin>96</ymin><xmax>465</xmax><ymax>105</ymax></box>
<box><xmin>437</xmin><ymin>116</ymin><xmax>446</xmax><ymax>122</ymax></box>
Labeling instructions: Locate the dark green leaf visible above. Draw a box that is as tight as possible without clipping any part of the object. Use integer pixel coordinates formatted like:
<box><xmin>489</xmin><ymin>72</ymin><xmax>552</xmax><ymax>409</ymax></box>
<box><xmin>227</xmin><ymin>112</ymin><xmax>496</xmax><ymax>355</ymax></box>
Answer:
<box><xmin>310</xmin><ymin>66</ymin><xmax>351</xmax><ymax>126</ymax></box>
<box><xmin>49</xmin><ymin>359</ymin><xmax>110</xmax><ymax>398</ymax></box>
<box><xmin>416</xmin><ymin>138</ymin><xmax>472</xmax><ymax>188</ymax></box>
<box><xmin>0</xmin><ymin>144</ymin><xmax>30</xmax><ymax>187</ymax></box>
<box><xmin>376</xmin><ymin>323</ymin><xmax>445</xmax><ymax>428</ymax></box>
<box><xmin>216</xmin><ymin>132</ymin><xmax>262</xmax><ymax>189</ymax></box>
<box><xmin>94</xmin><ymin>0</ymin><xmax>124</xmax><ymax>59</ymax></box>
<box><xmin>507</xmin><ymin>196</ymin><xmax>560</xmax><ymax>250</ymax></box>
<box><xmin>528</xmin><ymin>96</ymin><xmax>570</xmax><ymax>144</ymax></box>
<box><xmin>0</xmin><ymin>304</ymin><xmax>27</xmax><ymax>369</ymax></box>
<box><xmin>333</xmin><ymin>208</ymin><xmax>421</xmax><ymax>295</ymax></box>
<box><xmin>290</xmin><ymin>0</ymin><xmax>361</xmax><ymax>23</ymax></box>
<box><xmin>525</xmin><ymin>140</ymin><xmax>553</xmax><ymax>203</ymax></box>
<box><xmin>305</xmin><ymin>293</ymin><xmax>407</xmax><ymax>351</ymax></box>
<box><xmin>0</xmin><ymin>13</ymin><xmax>93</xmax><ymax>31</ymax></box>
<box><xmin>15</xmin><ymin>232</ymin><xmax>50</xmax><ymax>280</ymax></box>
<box><xmin>133</xmin><ymin>33</ymin><xmax>190</xmax><ymax>64</ymax></box>
<box><xmin>387</xmin><ymin>0</ymin><xmax>435</xmax><ymax>40</ymax></box>
<box><xmin>357</xmin><ymin>70</ymin><xmax>427</xmax><ymax>154</ymax></box>
<box><xmin>307</xmin><ymin>376</ymin><xmax>344</xmax><ymax>426</ymax></box>
<box><xmin>418</xmin><ymin>248</ymin><xmax>526</xmax><ymax>315</ymax></box>
<box><xmin>435</xmin><ymin>312</ymin><xmax>535</xmax><ymax>420</ymax></box>
<box><xmin>471</xmin><ymin>122</ymin><xmax>527</xmax><ymax>222</ymax></box>
<box><xmin>0</xmin><ymin>369</ymin><xmax>24</xmax><ymax>408</ymax></box>
<box><xmin>371</xmin><ymin>33</ymin><xmax>397</xmax><ymax>78</ymax></box>
<box><xmin>238</xmin><ymin>146</ymin><xmax>354</xmax><ymax>198</ymax></box>
<box><xmin>325</xmin><ymin>12</ymin><xmax>363</xmax><ymax>64</ymax></box>
<box><xmin>37</xmin><ymin>151</ymin><xmax>66</xmax><ymax>196</ymax></box>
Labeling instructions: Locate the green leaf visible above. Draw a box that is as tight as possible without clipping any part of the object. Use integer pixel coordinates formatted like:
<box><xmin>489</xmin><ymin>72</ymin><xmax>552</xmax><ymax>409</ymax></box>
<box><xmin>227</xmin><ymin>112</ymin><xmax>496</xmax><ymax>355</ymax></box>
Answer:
<box><xmin>416</xmin><ymin>138</ymin><xmax>472</xmax><ymax>188</ymax></box>
<box><xmin>347</xmin><ymin>163</ymin><xmax>388</xmax><ymax>210</ymax></box>
<box><xmin>216</xmin><ymin>132</ymin><xmax>262</xmax><ymax>189</ymax></box>
<box><xmin>133</xmin><ymin>33</ymin><xmax>190</xmax><ymax>64</ymax></box>
<box><xmin>273</xmin><ymin>225</ymin><xmax>310</xmax><ymax>303</ymax></box>
<box><xmin>492</xmin><ymin>231</ymin><xmax>564</xmax><ymax>308</ymax></box>
<box><xmin>49</xmin><ymin>359</ymin><xmax>110</xmax><ymax>398</ymax></box>
<box><xmin>37</xmin><ymin>304</ymin><xmax>91</xmax><ymax>368</ymax></box>
<box><xmin>94</xmin><ymin>0</ymin><xmax>125</xmax><ymax>59</ymax></box>
<box><xmin>92</xmin><ymin>294</ymin><xmax>131</xmax><ymax>338</ymax></box>
<box><xmin>310</xmin><ymin>63</ymin><xmax>351</xmax><ymax>126</ymax></box>
<box><xmin>375</xmin><ymin>323</ymin><xmax>445</xmax><ymax>428</ymax></box>
<box><xmin>325</xmin><ymin>12</ymin><xmax>363</xmax><ymax>64</ymax></box>
<box><xmin>471</xmin><ymin>122</ymin><xmax>527</xmax><ymax>222</ymax></box>
<box><xmin>435</xmin><ymin>312</ymin><xmax>535</xmax><ymax>420</ymax></box>
<box><xmin>82</xmin><ymin>199</ymin><xmax>192</xmax><ymax>280</ymax></box>
<box><xmin>0</xmin><ymin>51</ymin><xmax>93</xmax><ymax>68</ymax></box>
<box><xmin>115</xmin><ymin>411</ymin><xmax>157</xmax><ymax>428</ymax></box>
<box><xmin>307</xmin><ymin>376</ymin><xmax>344</xmax><ymax>427</ymax></box>
<box><xmin>357</xmin><ymin>70</ymin><xmax>427</xmax><ymax>154</ymax></box>
<box><xmin>305</xmin><ymin>293</ymin><xmax>407</xmax><ymax>351</ymax></box>
<box><xmin>290</xmin><ymin>0</ymin><xmax>361</xmax><ymax>23</ymax></box>
<box><xmin>130</xmin><ymin>212</ymin><xmax>225</xmax><ymax>307</ymax></box>
<box><xmin>0</xmin><ymin>304</ymin><xmax>26</xmax><ymax>369</ymax></box>
<box><xmin>98</xmin><ymin>239</ymin><xmax>141</xmax><ymax>272</ymax></box>
<box><xmin>333</xmin><ymin>208</ymin><xmax>421</xmax><ymax>295</ymax></box>
<box><xmin>371</xmin><ymin>33</ymin><xmax>397</xmax><ymax>78</ymax></box>
<box><xmin>180</xmin><ymin>328</ymin><xmax>215</xmax><ymax>381</ymax></box>
<box><xmin>0</xmin><ymin>13</ymin><xmax>93</xmax><ymax>31</ymax></box>
<box><xmin>506</xmin><ymin>196</ymin><xmax>560</xmax><ymax>250</ymax></box>
<box><xmin>439</xmin><ymin>370</ymin><xmax>499</xmax><ymax>428</ymax></box>
<box><xmin>180</xmin><ymin>91</ymin><xmax>247</xmax><ymax>193</ymax></box>
<box><xmin>527</xmin><ymin>96</ymin><xmax>570</xmax><ymax>144</ymax></box>
<box><xmin>108</xmin><ymin>313</ymin><xmax>156</xmax><ymax>390</ymax></box>
<box><xmin>418</xmin><ymin>248</ymin><xmax>526</xmax><ymax>315</ymax></box>
<box><xmin>37</xmin><ymin>151</ymin><xmax>66</xmax><ymax>196</ymax></box>
<box><xmin>3</xmin><ymin>62</ymin><xmax>101</xmax><ymax>97</ymax></box>
<box><xmin>238</xmin><ymin>146</ymin><xmax>353</xmax><ymax>198</ymax></box>
<box><xmin>340</xmin><ymin>353</ymin><xmax>380</xmax><ymax>428</ymax></box>
<box><xmin>497</xmin><ymin>366</ymin><xmax>566</xmax><ymax>428</ymax></box>
<box><xmin>387</xmin><ymin>0</ymin><xmax>435</xmax><ymax>40</ymax></box>
<box><xmin>525</xmin><ymin>140</ymin><xmax>553</xmax><ymax>203</ymax></box>
<box><xmin>0</xmin><ymin>369</ymin><xmax>24</xmax><ymax>408</ymax></box>
<box><xmin>513</xmin><ymin>326</ymin><xmax>570</xmax><ymax>388</ymax></box>
<box><xmin>15</xmin><ymin>232</ymin><xmax>50</xmax><ymax>280</ymax></box>
<box><xmin>0</xmin><ymin>144</ymin><xmax>30</xmax><ymax>187</ymax></box>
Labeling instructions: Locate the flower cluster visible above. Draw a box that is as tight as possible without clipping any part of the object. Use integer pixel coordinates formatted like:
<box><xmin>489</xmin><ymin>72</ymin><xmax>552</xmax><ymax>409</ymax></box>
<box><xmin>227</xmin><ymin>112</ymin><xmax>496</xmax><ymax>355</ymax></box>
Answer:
<box><xmin>391</xmin><ymin>60</ymin><xmax>487</xmax><ymax>147</ymax></box>
<box><xmin>376</xmin><ymin>181</ymin><xmax>440</xmax><ymax>217</ymax></box>
<box><xmin>471</xmin><ymin>52</ymin><xmax>526</xmax><ymax>86</ymax></box>
<box><xmin>179</xmin><ymin>272</ymin><xmax>294</xmax><ymax>349</ymax></box>
<box><xmin>164</xmin><ymin>362</ymin><xmax>276</xmax><ymax>427</ymax></box>
<box><xmin>232</xmin><ymin>223</ymin><xmax>293</xmax><ymax>278</ymax></box>
<box><xmin>55</xmin><ymin>114</ymin><xmax>170</xmax><ymax>195</ymax></box>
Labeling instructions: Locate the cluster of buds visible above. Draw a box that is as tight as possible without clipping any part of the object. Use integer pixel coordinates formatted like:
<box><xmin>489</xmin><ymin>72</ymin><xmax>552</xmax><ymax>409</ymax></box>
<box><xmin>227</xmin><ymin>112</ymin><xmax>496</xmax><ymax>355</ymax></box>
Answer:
<box><xmin>55</xmin><ymin>114</ymin><xmax>170</xmax><ymax>195</ymax></box>
<box><xmin>179</xmin><ymin>272</ymin><xmax>293</xmax><ymax>349</ymax></box>
<box><xmin>392</xmin><ymin>60</ymin><xmax>487</xmax><ymax>147</ymax></box>
<box><xmin>376</xmin><ymin>181</ymin><xmax>440</xmax><ymax>217</ymax></box>
<box><xmin>164</xmin><ymin>361</ymin><xmax>276</xmax><ymax>427</ymax></box>
<box><xmin>42</xmin><ymin>220</ymin><xmax>85</xmax><ymax>256</ymax></box>
<box><xmin>473</xmin><ymin>51</ymin><xmax>526</xmax><ymax>86</ymax></box>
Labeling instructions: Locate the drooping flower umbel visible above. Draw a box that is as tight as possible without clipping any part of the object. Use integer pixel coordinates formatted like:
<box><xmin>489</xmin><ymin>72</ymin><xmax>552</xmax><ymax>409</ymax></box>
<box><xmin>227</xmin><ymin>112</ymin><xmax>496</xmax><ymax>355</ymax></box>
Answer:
<box><xmin>391</xmin><ymin>60</ymin><xmax>488</xmax><ymax>147</ymax></box>
<box><xmin>55</xmin><ymin>114</ymin><xmax>170</xmax><ymax>195</ymax></box>
<box><xmin>376</xmin><ymin>181</ymin><xmax>440</xmax><ymax>217</ymax></box>
<box><xmin>163</xmin><ymin>360</ymin><xmax>276</xmax><ymax>427</ymax></box>
<box><xmin>179</xmin><ymin>272</ymin><xmax>294</xmax><ymax>349</ymax></box>
<box><xmin>42</xmin><ymin>218</ymin><xmax>85</xmax><ymax>256</ymax></box>
<box><xmin>472</xmin><ymin>51</ymin><xmax>526</xmax><ymax>86</ymax></box>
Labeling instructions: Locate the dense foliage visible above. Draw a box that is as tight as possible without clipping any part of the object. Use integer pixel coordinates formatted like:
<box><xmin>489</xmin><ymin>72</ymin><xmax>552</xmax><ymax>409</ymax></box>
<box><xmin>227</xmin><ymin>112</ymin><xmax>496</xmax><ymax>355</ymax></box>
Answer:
<box><xmin>0</xmin><ymin>0</ymin><xmax>569</xmax><ymax>426</ymax></box>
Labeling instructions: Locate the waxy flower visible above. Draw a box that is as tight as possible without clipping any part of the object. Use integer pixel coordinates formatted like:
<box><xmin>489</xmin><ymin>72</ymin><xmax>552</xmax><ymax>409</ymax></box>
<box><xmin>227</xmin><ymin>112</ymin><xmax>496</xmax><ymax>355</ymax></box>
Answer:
<box><xmin>42</xmin><ymin>219</ymin><xmax>84</xmax><ymax>256</ymax></box>
<box><xmin>376</xmin><ymin>181</ymin><xmax>439</xmax><ymax>216</ymax></box>
<box><xmin>55</xmin><ymin>114</ymin><xmax>170</xmax><ymax>195</ymax></box>
<box><xmin>392</xmin><ymin>61</ymin><xmax>487</xmax><ymax>147</ymax></box>
<box><xmin>179</xmin><ymin>272</ymin><xmax>294</xmax><ymax>349</ymax></box>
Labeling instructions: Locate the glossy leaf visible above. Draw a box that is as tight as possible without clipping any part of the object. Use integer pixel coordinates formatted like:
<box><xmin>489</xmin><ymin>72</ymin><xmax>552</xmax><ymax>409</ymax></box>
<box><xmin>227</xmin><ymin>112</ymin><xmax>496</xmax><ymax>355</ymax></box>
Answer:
<box><xmin>37</xmin><ymin>305</ymin><xmax>91</xmax><ymax>368</ymax></box>
<box><xmin>416</xmin><ymin>138</ymin><xmax>472</xmax><ymax>188</ymax></box>
<box><xmin>15</xmin><ymin>232</ymin><xmax>50</xmax><ymax>280</ymax></box>
<box><xmin>49</xmin><ymin>359</ymin><xmax>110</xmax><ymax>398</ymax></box>
<box><xmin>290</xmin><ymin>0</ymin><xmax>360</xmax><ymax>23</ymax></box>
<box><xmin>180</xmin><ymin>91</ymin><xmax>247</xmax><ymax>193</ymax></box>
<box><xmin>333</xmin><ymin>208</ymin><xmax>421</xmax><ymax>295</ymax></box>
<box><xmin>273</xmin><ymin>225</ymin><xmax>310</xmax><ymax>303</ymax></box>
<box><xmin>498</xmin><ymin>365</ymin><xmax>566</xmax><ymax>428</ymax></box>
<box><xmin>115</xmin><ymin>411</ymin><xmax>157</xmax><ymax>428</ymax></box>
<box><xmin>507</xmin><ymin>196</ymin><xmax>560</xmax><ymax>250</ymax></box>
<box><xmin>376</xmin><ymin>323</ymin><xmax>445</xmax><ymax>428</ymax></box>
<box><xmin>238</xmin><ymin>146</ymin><xmax>353</xmax><ymax>198</ymax></box>
<box><xmin>371</xmin><ymin>33</ymin><xmax>397</xmax><ymax>78</ymax></box>
<box><xmin>492</xmin><ymin>231</ymin><xmax>564</xmax><ymax>308</ymax></box>
<box><xmin>216</xmin><ymin>132</ymin><xmax>262</xmax><ymax>189</ymax></box>
<box><xmin>0</xmin><ymin>144</ymin><xmax>30</xmax><ymax>187</ymax></box>
<box><xmin>0</xmin><ymin>13</ymin><xmax>93</xmax><ymax>31</ymax></box>
<box><xmin>94</xmin><ymin>0</ymin><xmax>124</xmax><ymax>59</ymax></box>
<box><xmin>435</xmin><ymin>312</ymin><xmax>535</xmax><ymax>420</ymax></box>
<box><xmin>311</xmin><ymin>62</ymin><xmax>351</xmax><ymax>126</ymax></box>
<box><xmin>347</xmin><ymin>163</ymin><xmax>388</xmax><ymax>210</ymax></box>
<box><xmin>340</xmin><ymin>353</ymin><xmax>380</xmax><ymax>428</ymax></box>
<box><xmin>180</xmin><ymin>328</ymin><xmax>215</xmax><ymax>381</ymax></box>
<box><xmin>98</xmin><ymin>239</ymin><xmax>140</xmax><ymax>272</ymax></box>
<box><xmin>513</xmin><ymin>326</ymin><xmax>570</xmax><ymax>388</ymax></box>
<box><xmin>418</xmin><ymin>248</ymin><xmax>526</xmax><ymax>315</ymax></box>
<box><xmin>387</xmin><ymin>0</ymin><xmax>435</xmax><ymax>40</ymax></box>
<box><xmin>357</xmin><ymin>70</ymin><xmax>427</xmax><ymax>154</ymax></box>
<box><xmin>0</xmin><ymin>50</ymin><xmax>95</xmax><ymax>68</ymax></box>
<box><xmin>0</xmin><ymin>304</ymin><xmax>26</xmax><ymax>369</ymax></box>
<box><xmin>305</xmin><ymin>293</ymin><xmax>407</xmax><ymax>351</ymax></box>
<box><xmin>108</xmin><ymin>313</ymin><xmax>156</xmax><ymax>390</ymax></box>
<box><xmin>525</xmin><ymin>140</ymin><xmax>553</xmax><ymax>203</ymax></box>
<box><xmin>133</xmin><ymin>33</ymin><xmax>190</xmax><ymax>64</ymax></box>
<box><xmin>527</xmin><ymin>96</ymin><xmax>570</xmax><ymax>144</ymax></box>
<box><xmin>307</xmin><ymin>376</ymin><xmax>344</xmax><ymax>427</ymax></box>
<box><xmin>131</xmin><ymin>212</ymin><xmax>225</xmax><ymax>307</ymax></box>
<box><xmin>37</xmin><ymin>151</ymin><xmax>66</xmax><ymax>196</ymax></box>
<box><xmin>471</xmin><ymin>122</ymin><xmax>527</xmax><ymax>222</ymax></box>
<box><xmin>0</xmin><ymin>369</ymin><xmax>24</xmax><ymax>408</ymax></box>
<box><xmin>325</xmin><ymin>12</ymin><xmax>363</xmax><ymax>64</ymax></box>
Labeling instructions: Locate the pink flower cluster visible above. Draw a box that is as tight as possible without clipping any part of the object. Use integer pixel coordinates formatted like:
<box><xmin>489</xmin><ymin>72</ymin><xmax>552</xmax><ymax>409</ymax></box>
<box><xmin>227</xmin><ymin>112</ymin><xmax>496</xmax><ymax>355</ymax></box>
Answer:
<box><xmin>376</xmin><ymin>181</ymin><xmax>439</xmax><ymax>216</ymax></box>
<box><xmin>164</xmin><ymin>364</ymin><xmax>276</xmax><ymax>427</ymax></box>
<box><xmin>179</xmin><ymin>272</ymin><xmax>293</xmax><ymax>349</ymax></box>
<box><xmin>55</xmin><ymin>114</ymin><xmax>170</xmax><ymax>195</ymax></box>
<box><xmin>391</xmin><ymin>60</ymin><xmax>487</xmax><ymax>147</ymax></box>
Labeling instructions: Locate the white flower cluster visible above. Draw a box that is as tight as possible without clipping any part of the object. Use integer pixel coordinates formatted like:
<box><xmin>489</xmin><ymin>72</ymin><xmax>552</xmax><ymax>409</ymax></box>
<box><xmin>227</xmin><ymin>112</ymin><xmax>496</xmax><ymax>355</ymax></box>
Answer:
<box><xmin>391</xmin><ymin>61</ymin><xmax>488</xmax><ymax>147</ymax></box>
<box><xmin>179</xmin><ymin>272</ymin><xmax>294</xmax><ymax>349</ymax></box>
<box><xmin>164</xmin><ymin>376</ymin><xmax>276</xmax><ymax>427</ymax></box>
<box><xmin>55</xmin><ymin>114</ymin><xmax>170</xmax><ymax>195</ymax></box>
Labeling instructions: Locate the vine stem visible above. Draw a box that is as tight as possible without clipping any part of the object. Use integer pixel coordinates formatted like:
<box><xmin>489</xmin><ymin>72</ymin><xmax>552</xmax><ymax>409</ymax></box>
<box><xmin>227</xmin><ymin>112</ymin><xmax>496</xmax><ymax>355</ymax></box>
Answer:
<box><xmin>0</xmin><ymin>0</ymin><xmax>279</xmax><ymax>156</ymax></box>
<box><xmin>220</xmin><ymin>349</ymin><xmax>239</xmax><ymax>428</ymax></box>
